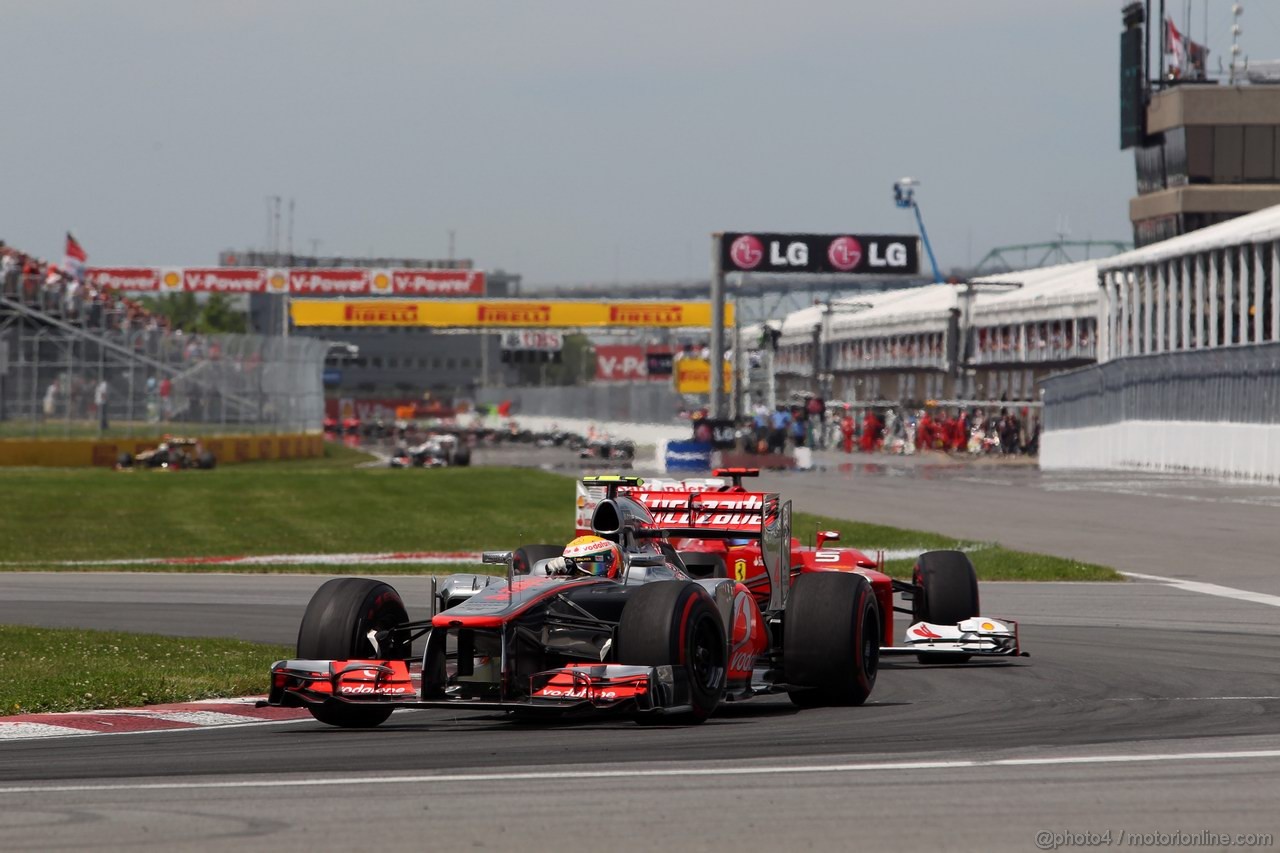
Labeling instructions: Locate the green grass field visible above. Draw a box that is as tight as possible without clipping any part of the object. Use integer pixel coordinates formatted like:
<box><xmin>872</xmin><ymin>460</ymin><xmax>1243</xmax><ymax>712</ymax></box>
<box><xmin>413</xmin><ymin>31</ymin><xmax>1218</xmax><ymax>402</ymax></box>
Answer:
<box><xmin>0</xmin><ymin>446</ymin><xmax>1119</xmax><ymax>581</ymax></box>
<box><xmin>0</xmin><ymin>625</ymin><xmax>290</xmax><ymax>715</ymax></box>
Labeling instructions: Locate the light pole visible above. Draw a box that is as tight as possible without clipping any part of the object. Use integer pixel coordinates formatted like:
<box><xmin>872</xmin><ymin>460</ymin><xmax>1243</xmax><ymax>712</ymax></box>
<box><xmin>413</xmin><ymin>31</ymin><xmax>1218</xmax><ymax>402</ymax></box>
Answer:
<box><xmin>893</xmin><ymin>178</ymin><xmax>944</xmax><ymax>284</ymax></box>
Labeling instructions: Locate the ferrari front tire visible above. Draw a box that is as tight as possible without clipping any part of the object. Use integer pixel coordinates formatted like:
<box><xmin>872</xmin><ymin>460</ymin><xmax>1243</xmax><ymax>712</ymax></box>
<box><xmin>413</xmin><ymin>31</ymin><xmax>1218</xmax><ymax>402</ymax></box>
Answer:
<box><xmin>911</xmin><ymin>550</ymin><xmax>979</xmax><ymax>664</ymax></box>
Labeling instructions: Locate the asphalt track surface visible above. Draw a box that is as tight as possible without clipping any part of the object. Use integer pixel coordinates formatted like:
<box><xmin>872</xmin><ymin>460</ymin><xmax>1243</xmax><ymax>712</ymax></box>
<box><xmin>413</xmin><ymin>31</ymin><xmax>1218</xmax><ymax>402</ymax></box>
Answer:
<box><xmin>4</xmin><ymin>459</ymin><xmax>1280</xmax><ymax>851</ymax></box>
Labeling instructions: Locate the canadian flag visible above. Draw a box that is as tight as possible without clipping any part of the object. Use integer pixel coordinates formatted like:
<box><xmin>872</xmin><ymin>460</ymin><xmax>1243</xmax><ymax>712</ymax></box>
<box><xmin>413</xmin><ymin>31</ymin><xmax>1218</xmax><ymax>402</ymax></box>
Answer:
<box><xmin>1165</xmin><ymin>17</ymin><xmax>1186</xmax><ymax>72</ymax></box>
<box><xmin>64</xmin><ymin>232</ymin><xmax>88</xmax><ymax>280</ymax></box>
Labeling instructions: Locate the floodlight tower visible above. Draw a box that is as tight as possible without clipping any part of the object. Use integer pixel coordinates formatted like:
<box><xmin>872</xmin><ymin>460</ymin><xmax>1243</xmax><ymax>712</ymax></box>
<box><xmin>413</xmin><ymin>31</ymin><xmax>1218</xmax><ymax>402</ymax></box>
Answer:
<box><xmin>893</xmin><ymin>178</ymin><xmax>943</xmax><ymax>283</ymax></box>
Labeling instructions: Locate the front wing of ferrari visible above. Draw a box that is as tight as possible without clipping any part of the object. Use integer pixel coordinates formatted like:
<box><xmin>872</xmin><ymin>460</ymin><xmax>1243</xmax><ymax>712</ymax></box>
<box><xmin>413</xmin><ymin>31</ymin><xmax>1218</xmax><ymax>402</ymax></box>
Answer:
<box><xmin>880</xmin><ymin>618</ymin><xmax>1023</xmax><ymax>657</ymax></box>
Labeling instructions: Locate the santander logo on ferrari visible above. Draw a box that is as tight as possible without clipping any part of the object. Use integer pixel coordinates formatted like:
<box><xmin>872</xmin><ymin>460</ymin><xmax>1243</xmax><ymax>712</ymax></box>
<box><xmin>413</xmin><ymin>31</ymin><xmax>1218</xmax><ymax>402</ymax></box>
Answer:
<box><xmin>729</xmin><ymin>235</ymin><xmax>764</xmax><ymax>270</ymax></box>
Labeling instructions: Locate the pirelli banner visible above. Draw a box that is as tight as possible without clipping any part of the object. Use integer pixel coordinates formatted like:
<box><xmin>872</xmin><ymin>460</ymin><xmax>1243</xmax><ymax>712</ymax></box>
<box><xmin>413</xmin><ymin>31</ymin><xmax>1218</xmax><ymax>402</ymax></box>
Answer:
<box><xmin>289</xmin><ymin>299</ymin><xmax>734</xmax><ymax>329</ymax></box>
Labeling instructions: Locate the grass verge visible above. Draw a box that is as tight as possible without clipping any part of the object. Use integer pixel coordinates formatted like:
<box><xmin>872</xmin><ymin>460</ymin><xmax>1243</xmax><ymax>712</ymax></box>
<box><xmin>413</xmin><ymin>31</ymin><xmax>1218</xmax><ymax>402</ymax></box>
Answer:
<box><xmin>0</xmin><ymin>625</ymin><xmax>291</xmax><ymax>715</ymax></box>
<box><xmin>0</xmin><ymin>462</ymin><xmax>1120</xmax><ymax>581</ymax></box>
<box><xmin>792</xmin><ymin>510</ymin><xmax>1120</xmax><ymax>581</ymax></box>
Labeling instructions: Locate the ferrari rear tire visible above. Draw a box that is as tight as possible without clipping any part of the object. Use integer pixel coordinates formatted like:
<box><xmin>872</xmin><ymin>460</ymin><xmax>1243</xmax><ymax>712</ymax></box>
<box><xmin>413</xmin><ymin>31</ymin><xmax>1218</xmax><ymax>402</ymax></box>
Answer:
<box><xmin>911</xmin><ymin>550</ymin><xmax>980</xmax><ymax>664</ymax></box>
<box><xmin>784</xmin><ymin>572</ymin><xmax>879</xmax><ymax>707</ymax></box>
<box><xmin>296</xmin><ymin>578</ymin><xmax>410</xmax><ymax>728</ymax></box>
<box><xmin>617</xmin><ymin>581</ymin><xmax>725</xmax><ymax>724</ymax></box>
<box><xmin>512</xmin><ymin>544</ymin><xmax>563</xmax><ymax>575</ymax></box>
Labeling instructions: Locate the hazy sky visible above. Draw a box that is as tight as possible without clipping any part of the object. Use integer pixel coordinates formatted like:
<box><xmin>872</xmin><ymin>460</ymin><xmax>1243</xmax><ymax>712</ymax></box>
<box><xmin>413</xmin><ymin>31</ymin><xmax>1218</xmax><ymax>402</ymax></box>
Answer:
<box><xmin>4</xmin><ymin>1</ymin><xmax>1278</xmax><ymax>284</ymax></box>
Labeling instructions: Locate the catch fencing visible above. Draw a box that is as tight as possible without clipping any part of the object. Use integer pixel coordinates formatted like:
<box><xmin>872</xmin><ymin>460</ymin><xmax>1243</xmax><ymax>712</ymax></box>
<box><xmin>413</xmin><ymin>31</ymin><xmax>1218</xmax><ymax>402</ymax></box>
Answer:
<box><xmin>1042</xmin><ymin>342</ymin><xmax>1280</xmax><ymax>430</ymax></box>
<box><xmin>0</xmin><ymin>294</ymin><xmax>329</xmax><ymax>438</ymax></box>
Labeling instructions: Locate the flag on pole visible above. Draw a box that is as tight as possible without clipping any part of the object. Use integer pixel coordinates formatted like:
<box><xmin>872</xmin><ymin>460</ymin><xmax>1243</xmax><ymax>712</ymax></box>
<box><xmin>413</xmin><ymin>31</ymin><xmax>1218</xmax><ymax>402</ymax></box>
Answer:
<box><xmin>64</xmin><ymin>232</ymin><xmax>87</xmax><ymax>280</ymax></box>
<box><xmin>1187</xmin><ymin>36</ymin><xmax>1209</xmax><ymax>80</ymax></box>
<box><xmin>1165</xmin><ymin>18</ymin><xmax>1186</xmax><ymax>74</ymax></box>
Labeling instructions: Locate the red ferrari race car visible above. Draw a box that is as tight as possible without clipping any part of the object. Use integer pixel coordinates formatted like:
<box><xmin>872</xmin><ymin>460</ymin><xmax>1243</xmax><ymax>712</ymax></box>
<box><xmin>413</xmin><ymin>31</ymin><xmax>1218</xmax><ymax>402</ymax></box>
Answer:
<box><xmin>266</xmin><ymin>478</ymin><xmax>885</xmax><ymax>727</ymax></box>
<box><xmin>574</xmin><ymin>470</ymin><xmax>1022</xmax><ymax>662</ymax></box>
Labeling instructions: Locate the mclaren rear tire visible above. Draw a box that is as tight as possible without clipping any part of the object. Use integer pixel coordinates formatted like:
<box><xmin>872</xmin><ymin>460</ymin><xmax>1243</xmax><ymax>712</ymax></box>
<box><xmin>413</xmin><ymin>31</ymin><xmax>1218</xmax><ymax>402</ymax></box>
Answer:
<box><xmin>911</xmin><ymin>550</ymin><xmax>980</xmax><ymax>664</ymax></box>
<box><xmin>295</xmin><ymin>577</ymin><xmax>410</xmax><ymax>728</ymax></box>
<box><xmin>116</xmin><ymin>452</ymin><xmax>134</xmax><ymax>469</ymax></box>
<box><xmin>784</xmin><ymin>572</ymin><xmax>879</xmax><ymax>708</ymax></box>
<box><xmin>197</xmin><ymin>450</ymin><xmax>217</xmax><ymax>470</ymax></box>
<box><xmin>617</xmin><ymin>581</ymin><xmax>725</xmax><ymax>724</ymax></box>
<box><xmin>512</xmin><ymin>544</ymin><xmax>563</xmax><ymax>575</ymax></box>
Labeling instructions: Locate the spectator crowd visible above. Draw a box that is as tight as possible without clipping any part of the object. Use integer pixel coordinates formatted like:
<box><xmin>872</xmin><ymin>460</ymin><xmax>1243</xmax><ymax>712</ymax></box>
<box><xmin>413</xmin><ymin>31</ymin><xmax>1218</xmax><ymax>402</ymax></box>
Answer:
<box><xmin>741</xmin><ymin>395</ymin><xmax>1040</xmax><ymax>457</ymax></box>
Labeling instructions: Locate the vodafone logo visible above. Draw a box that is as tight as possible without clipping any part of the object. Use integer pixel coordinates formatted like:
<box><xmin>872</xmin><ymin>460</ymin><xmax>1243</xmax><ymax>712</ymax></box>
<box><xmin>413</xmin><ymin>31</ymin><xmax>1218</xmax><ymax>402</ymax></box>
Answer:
<box><xmin>827</xmin><ymin>236</ymin><xmax>863</xmax><ymax>272</ymax></box>
<box><xmin>728</xmin><ymin>235</ymin><xmax>763</xmax><ymax>270</ymax></box>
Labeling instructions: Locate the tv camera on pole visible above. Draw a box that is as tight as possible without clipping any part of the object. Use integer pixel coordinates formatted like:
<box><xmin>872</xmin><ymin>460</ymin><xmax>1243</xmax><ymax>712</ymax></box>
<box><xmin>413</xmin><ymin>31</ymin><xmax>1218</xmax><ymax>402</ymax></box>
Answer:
<box><xmin>893</xmin><ymin>178</ymin><xmax>944</xmax><ymax>284</ymax></box>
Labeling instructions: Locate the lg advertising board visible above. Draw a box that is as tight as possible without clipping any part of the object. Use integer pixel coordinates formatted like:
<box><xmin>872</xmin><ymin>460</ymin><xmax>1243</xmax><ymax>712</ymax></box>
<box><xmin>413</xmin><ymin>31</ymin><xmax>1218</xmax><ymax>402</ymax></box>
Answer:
<box><xmin>720</xmin><ymin>233</ymin><xmax>919</xmax><ymax>276</ymax></box>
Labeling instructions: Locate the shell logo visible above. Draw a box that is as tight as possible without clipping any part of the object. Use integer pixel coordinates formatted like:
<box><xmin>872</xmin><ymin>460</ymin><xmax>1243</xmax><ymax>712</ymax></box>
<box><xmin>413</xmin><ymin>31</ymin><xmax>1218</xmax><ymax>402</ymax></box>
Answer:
<box><xmin>371</xmin><ymin>270</ymin><xmax>392</xmax><ymax>294</ymax></box>
<box><xmin>266</xmin><ymin>270</ymin><xmax>289</xmax><ymax>294</ymax></box>
<box><xmin>160</xmin><ymin>269</ymin><xmax>183</xmax><ymax>292</ymax></box>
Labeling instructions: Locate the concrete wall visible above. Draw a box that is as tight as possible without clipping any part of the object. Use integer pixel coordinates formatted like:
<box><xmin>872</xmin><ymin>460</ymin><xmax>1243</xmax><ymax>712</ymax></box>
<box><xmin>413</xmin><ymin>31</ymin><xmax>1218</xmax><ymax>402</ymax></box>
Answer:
<box><xmin>1040</xmin><ymin>420</ymin><xmax>1280</xmax><ymax>482</ymax></box>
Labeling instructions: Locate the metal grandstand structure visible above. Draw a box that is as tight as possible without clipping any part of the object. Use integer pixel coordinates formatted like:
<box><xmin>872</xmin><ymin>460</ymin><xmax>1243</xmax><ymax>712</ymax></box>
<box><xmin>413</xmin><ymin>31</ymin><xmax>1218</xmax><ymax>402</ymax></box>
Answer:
<box><xmin>0</xmin><ymin>288</ymin><xmax>328</xmax><ymax>438</ymax></box>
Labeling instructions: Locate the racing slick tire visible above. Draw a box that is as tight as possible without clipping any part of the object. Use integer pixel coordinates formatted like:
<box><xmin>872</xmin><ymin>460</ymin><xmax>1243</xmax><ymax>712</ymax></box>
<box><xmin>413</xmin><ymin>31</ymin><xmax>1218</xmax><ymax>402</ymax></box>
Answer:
<box><xmin>296</xmin><ymin>578</ymin><xmax>410</xmax><ymax>728</ymax></box>
<box><xmin>616</xmin><ymin>581</ymin><xmax>726</xmax><ymax>724</ymax></box>
<box><xmin>116</xmin><ymin>452</ymin><xmax>134</xmax><ymax>469</ymax></box>
<box><xmin>911</xmin><ymin>550</ymin><xmax>980</xmax><ymax>665</ymax></box>
<box><xmin>512</xmin><ymin>544</ymin><xmax>563</xmax><ymax>575</ymax></box>
<box><xmin>451</xmin><ymin>446</ymin><xmax>471</xmax><ymax>467</ymax></box>
<box><xmin>197</xmin><ymin>450</ymin><xmax>217</xmax><ymax>470</ymax></box>
<box><xmin>784</xmin><ymin>572</ymin><xmax>879</xmax><ymax>708</ymax></box>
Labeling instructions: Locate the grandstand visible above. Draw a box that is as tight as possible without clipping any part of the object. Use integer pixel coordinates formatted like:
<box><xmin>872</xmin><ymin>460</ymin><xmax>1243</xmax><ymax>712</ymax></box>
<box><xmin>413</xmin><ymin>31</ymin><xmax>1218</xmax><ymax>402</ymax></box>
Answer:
<box><xmin>0</xmin><ymin>243</ymin><xmax>325</xmax><ymax>437</ymax></box>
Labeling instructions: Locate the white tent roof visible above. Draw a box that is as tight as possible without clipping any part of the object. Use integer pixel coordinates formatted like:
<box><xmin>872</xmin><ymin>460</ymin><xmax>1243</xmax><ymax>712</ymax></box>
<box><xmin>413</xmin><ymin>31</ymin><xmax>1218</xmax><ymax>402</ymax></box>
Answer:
<box><xmin>1099</xmin><ymin>202</ymin><xmax>1280</xmax><ymax>270</ymax></box>
<box><xmin>778</xmin><ymin>286</ymin><xmax>957</xmax><ymax>345</ymax></box>
<box><xmin>969</xmin><ymin>260</ymin><xmax>1100</xmax><ymax>325</ymax></box>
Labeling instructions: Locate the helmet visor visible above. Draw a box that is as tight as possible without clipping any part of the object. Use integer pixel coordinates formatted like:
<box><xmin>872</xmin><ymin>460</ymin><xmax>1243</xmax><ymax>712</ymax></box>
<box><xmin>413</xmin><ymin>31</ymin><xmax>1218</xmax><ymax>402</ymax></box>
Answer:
<box><xmin>568</xmin><ymin>551</ymin><xmax>614</xmax><ymax>576</ymax></box>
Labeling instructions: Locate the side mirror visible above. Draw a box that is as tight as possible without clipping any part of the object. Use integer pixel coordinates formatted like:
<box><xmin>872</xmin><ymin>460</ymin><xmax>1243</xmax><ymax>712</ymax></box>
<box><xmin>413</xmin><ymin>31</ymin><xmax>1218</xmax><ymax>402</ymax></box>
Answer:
<box><xmin>816</xmin><ymin>530</ymin><xmax>840</xmax><ymax>548</ymax></box>
<box><xmin>482</xmin><ymin>551</ymin><xmax>513</xmax><ymax>566</ymax></box>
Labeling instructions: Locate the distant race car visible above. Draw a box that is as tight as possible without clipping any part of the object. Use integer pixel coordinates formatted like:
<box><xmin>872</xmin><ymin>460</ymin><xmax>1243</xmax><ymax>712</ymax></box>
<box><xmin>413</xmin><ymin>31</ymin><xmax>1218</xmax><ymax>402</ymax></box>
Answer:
<box><xmin>116</xmin><ymin>437</ymin><xmax>216</xmax><ymax>471</ymax></box>
<box><xmin>389</xmin><ymin>435</ymin><xmax>471</xmax><ymax>468</ymax></box>
<box><xmin>574</xmin><ymin>469</ymin><xmax>1022</xmax><ymax>664</ymax></box>
<box><xmin>265</xmin><ymin>476</ymin><xmax>888</xmax><ymax>727</ymax></box>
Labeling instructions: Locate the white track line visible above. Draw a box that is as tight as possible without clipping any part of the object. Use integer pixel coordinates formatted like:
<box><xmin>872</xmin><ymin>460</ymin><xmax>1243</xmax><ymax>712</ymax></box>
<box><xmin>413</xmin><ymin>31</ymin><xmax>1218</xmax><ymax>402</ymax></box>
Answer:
<box><xmin>4</xmin><ymin>748</ymin><xmax>1280</xmax><ymax>794</ymax></box>
<box><xmin>1121</xmin><ymin>571</ymin><xmax>1280</xmax><ymax>608</ymax></box>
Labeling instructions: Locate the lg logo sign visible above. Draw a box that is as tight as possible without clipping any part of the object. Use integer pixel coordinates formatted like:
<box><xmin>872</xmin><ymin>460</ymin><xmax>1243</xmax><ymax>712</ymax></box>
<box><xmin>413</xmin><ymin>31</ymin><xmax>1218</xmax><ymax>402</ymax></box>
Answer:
<box><xmin>721</xmin><ymin>232</ymin><xmax>918</xmax><ymax>275</ymax></box>
<box><xmin>827</xmin><ymin>237</ymin><xmax>862</xmax><ymax>271</ymax></box>
<box><xmin>730</xmin><ymin>235</ymin><xmax>807</xmax><ymax>270</ymax></box>
<box><xmin>728</xmin><ymin>235</ymin><xmax>763</xmax><ymax>269</ymax></box>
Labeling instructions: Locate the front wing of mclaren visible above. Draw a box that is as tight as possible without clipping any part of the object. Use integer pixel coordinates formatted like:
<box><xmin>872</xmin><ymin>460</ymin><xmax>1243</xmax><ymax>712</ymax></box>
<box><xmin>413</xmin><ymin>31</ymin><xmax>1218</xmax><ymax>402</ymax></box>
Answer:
<box><xmin>265</xmin><ymin>658</ymin><xmax>705</xmax><ymax>718</ymax></box>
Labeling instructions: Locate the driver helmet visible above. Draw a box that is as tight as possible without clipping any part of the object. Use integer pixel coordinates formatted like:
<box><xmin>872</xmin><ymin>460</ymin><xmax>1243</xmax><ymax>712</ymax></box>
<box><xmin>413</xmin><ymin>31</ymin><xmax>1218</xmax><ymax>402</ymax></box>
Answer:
<box><xmin>562</xmin><ymin>535</ymin><xmax>623</xmax><ymax>579</ymax></box>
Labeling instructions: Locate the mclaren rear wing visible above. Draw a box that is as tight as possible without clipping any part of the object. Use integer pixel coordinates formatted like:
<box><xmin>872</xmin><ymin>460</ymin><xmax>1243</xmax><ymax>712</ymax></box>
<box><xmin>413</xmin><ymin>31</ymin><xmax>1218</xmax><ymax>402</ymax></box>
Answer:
<box><xmin>580</xmin><ymin>479</ymin><xmax>789</xmax><ymax>612</ymax></box>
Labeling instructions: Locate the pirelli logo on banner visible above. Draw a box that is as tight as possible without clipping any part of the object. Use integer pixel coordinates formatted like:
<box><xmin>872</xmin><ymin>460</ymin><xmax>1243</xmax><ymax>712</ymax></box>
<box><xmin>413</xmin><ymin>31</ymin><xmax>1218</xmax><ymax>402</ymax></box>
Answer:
<box><xmin>476</xmin><ymin>304</ymin><xmax>552</xmax><ymax>325</ymax></box>
<box><xmin>343</xmin><ymin>303</ymin><xmax>420</xmax><ymax>325</ymax></box>
<box><xmin>609</xmin><ymin>304</ymin><xmax>684</xmax><ymax>325</ymax></box>
<box><xmin>290</xmin><ymin>299</ymin><xmax>729</xmax><ymax>328</ymax></box>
